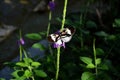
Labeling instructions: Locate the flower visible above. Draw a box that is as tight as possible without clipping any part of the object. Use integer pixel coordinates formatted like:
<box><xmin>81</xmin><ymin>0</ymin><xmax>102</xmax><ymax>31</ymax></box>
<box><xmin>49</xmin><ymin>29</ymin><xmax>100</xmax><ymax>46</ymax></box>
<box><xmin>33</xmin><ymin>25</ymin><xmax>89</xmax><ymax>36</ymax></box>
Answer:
<box><xmin>18</xmin><ymin>38</ymin><xmax>25</xmax><ymax>45</ymax></box>
<box><xmin>53</xmin><ymin>41</ymin><xmax>65</xmax><ymax>48</ymax></box>
<box><xmin>48</xmin><ymin>0</ymin><xmax>55</xmax><ymax>11</ymax></box>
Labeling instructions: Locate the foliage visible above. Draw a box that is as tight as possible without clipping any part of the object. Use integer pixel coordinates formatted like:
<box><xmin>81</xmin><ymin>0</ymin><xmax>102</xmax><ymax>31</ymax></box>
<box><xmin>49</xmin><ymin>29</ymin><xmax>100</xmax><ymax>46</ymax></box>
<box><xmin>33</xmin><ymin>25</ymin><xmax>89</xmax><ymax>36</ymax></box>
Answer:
<box><xmin>6</xmin><ymin>57</ymin><xmax>47</xmax><ymax>80</ymax></box>
<box><xmin>1</xmin><ymin>0</ymin><xmax>120</xmax><ymax>80</ymax></box>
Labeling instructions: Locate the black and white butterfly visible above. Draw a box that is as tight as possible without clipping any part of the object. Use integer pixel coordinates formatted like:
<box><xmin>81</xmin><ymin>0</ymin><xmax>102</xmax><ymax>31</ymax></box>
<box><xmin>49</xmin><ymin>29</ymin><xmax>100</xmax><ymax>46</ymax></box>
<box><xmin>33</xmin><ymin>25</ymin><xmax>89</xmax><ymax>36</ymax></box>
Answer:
<box><xmin>47</xmin><ymin>27</ymin><xmax>75</xmax><ymax>48</ymax></box>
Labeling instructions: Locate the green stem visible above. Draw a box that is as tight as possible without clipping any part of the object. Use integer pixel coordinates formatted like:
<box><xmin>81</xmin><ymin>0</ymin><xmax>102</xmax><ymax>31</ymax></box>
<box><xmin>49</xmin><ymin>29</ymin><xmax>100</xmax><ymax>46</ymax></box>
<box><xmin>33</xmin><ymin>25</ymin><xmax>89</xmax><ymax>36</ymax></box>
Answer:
<box><xmin>19</xmin><ymin>45</ymin><xmax>22</xmax><ymax>61</ymax></box>
<box><xmin>47</xmin><ymin>11</ymin><xmax>54</xmax><ymax>55</ymax></box>
<box><xmin>93</xmin><ymin>38</ymin><xmax>97</xmax><ymax>76</ymax></box>
<box><xmin>55</xmin><ymin>0</ymin><xmax>68</xmax><ymax>80</ymax></box>
<box><xmin>31</xmin><ymin>76</ymin><xmax>35</xmax><ymax>80</ymax></box>
<box><xmin>47</xmin><ymin>11</ymin><xmax>52</xmax><ymax>37</ymax></box>
<box><xmin>28</xmin><ymin>66</ymin><xmax>35</xmax><ymax>80</ymax></box>
<box><xmin>55</xmin><ymin>47</ymin><xmax>60</xmax><ymax>80</ymax></box>
<box><xmin>19</xmin><ymin>29</ymin><xmax>22</xmax><ymax>61</ymax></box>
<box><xmin>22</xmin><ymin>48</ymin><xmax>28</xmax><ymax>58</ymax></box>
<box><xmin>60</xmin><ymin>0</ymin><xmax>68</xmax><ymax>31</ymax></box>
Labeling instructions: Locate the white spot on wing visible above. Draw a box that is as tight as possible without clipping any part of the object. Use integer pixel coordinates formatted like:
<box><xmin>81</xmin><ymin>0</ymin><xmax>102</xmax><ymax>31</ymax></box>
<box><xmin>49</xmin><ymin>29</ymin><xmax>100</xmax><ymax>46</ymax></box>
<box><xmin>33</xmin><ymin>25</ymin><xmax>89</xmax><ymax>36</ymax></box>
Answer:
<box><xmin>50</xmin><ymin>34</ymin><xmax>58</xmax><ymax>42</ymax></box>
<box><xmin>61</xmin><ymin>36</ymin><xmax>72</xmax><ymax>42</ymax></box>
<box><xmin>65</xmin><ymin>28</ymin><xmax>71</xmax><ymax>35</ymax></box>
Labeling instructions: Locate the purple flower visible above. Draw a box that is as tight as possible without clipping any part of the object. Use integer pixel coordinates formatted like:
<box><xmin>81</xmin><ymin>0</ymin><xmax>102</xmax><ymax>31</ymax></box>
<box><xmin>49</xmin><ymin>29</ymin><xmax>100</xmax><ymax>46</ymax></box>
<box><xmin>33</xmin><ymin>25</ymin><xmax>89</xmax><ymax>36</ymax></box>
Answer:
<box><xmin>48</xmin><ymin>0</ymin><xmax>55</xmax><ymax>11</ymax></box>
<box><xmin>53</xmin><ymin>41</ymin><xmax>65</xmax><ymax>48</ymax></box>
<box><xmin>18</xmin><ymin>38</ymin><xmax>25</xmax><ymax>45</ymax></box>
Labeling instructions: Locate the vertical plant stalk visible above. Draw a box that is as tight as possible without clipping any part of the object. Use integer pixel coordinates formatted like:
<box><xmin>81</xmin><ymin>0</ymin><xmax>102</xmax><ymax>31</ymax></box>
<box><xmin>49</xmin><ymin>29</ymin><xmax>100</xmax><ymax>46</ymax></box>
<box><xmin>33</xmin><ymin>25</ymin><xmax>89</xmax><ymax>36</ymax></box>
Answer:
<box><xmin>55</xmin><ymin>0</ymin><xmax>68</xmax><ymax>80</ymax></box>
<box><xmin>19</xmin><ymin>45</ymin><xmax>22</xmax><ymax>61</ymax></box>
<box><xmin>55</xmin><ymin>47</ymin><xmax>60</xmax><ymax>80</ymax></box>
<box><xmin>47</xmin><ymin>11</ymin><xmax>52</xmax><ymax>37</ymax></box>
<box><xmin>93</xmin><ymin>38</ymin><xmax>97</xmax><ymax>76</ymax></box>
<box><xmin>22</xmin><ymin>48</ymin><xmax>28</xmax><ymax>58</ymax></box>
<box><xmin>46</xmin><ymin>11</ymin><xmax>54</xmax><ymax>55</ymax></box>
<box><xmin>19</xmin><ymin>30</ymin><xmax>22</xmax><ymax>61</ymax></box>
<box><xmin>19</xmin><ymin>30</ymin><xmax>28</xmax><ymax>60</ymax></box>
<box><xmin>31</xmin><ymin>76</ymin><xmax>35</xmax><ymax>80</ymax></box>
<box><xmin>60</xmin><ymin>0</ymin><xmax>68</xmax><ymax>31</ymax></box>
<box><xmin>28</xmin><ymin>66</ymin><xmax>35</xmax><ymax>80</ymax></box>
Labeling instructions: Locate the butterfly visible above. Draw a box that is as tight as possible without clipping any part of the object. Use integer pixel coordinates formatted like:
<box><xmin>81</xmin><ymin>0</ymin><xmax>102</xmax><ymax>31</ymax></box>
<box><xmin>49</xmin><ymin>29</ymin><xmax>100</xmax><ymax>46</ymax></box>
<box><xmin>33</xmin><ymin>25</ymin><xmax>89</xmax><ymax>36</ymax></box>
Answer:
<box><xmin>47</xmin><ymin>27</ymin><xmax>75</xmax><ymax>48</ymax></box>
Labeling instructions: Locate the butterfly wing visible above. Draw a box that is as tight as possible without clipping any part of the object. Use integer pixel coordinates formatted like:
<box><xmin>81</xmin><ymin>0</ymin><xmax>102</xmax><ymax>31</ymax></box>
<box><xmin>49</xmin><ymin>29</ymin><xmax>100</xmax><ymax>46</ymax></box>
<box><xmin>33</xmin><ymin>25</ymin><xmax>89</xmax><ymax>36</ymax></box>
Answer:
<box><xmin>61</xmin><ymin>27</ymin><xmax>75</xmax><ymax>43</ymax></box>
<box><xmin>47</xmin><ymin>34</ymin><xmax>58</xmax><ymax>42</ymax></box>
<box><xmin>47</xmin><ymin>33</ymin><xmax>62</xmax><ymax>44</ymax></box>
<box><xmin>47</xmin><ymin>27</ymin><xmax>75</xmax><ymax>48</ymax></box>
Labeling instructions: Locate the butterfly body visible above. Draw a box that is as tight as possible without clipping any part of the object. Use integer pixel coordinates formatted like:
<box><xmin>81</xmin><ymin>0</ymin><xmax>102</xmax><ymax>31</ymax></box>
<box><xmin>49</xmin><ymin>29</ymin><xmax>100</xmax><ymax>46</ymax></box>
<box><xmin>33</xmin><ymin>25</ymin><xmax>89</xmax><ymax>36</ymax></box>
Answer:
<box><xmin>47</xmin><ymin>27</ymin><xmax>75</xmax><ymax>48</ymax></box>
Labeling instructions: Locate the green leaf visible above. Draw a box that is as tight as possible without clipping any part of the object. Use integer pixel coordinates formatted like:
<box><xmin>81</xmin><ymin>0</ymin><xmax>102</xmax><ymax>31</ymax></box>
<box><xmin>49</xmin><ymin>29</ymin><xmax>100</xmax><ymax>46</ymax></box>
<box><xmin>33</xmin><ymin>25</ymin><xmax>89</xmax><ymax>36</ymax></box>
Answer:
<box><xmin>95</xmin><ymin>31</ymin><xmax>108</xmax><ymax>37</ymax></box>
<box><xmin>98</xmin><ymin>64</ymin><xmax>109</xmax><ymax>70</ymax></box>
<box><xmin>23</xmin><ymin>58</ymin><xmax>33</xmax><ymax>65</ymax></box>
<box><xmin>81</xmin><ymin>72</ymin><xmax>95</xmax><ymax>80</ymax></box>
<box><xmin>39</xmin><ymin>31</ymin><xmax>46</xmax><ymax>35</ymax></box>
<box><xmin>32</xmin><ymin>43</ymin><xmax>45</xmax><ymax>51</ymax></box>
<box><xmin>115</xmin><ymin>19</ymin><xmax>120</xmax><ymax>25</ymax></box>
<box><xmin>96</xmin><ymin>48</ymin><xmax>104</xmax><ymax>55</ymax></box>
<box><xmin>107</xmin><ymin>35</ymin><xmax>116</xmax><ymax>40</ymax></box>
<box><xmin>11</xmin><ymin>70</ymin><xmax>20</xmax><ymax>78</ymax></box>
<box><xmin>0</xmin><ymin>78</ymin><xmax>5</xmax><ymax>80</ymax></box>
<box><xmin>16</xmin><ymin>62</ymin><xmax>28</xmax><ymax>67</ymax></box>
<box><xmin>4</xmin><ymin>62</ymin><xmax>16</xmax><ymax>67</ymax></box>
<box><xmin>96</xmin><ymin>58</ymin><xmax>101</xmax><ymax>65</ymax></box>
<box><xmin>113</xmin><ymin>19</ymin><xmax>120</xmax><ymax>27</ymax></box>
<box><xmin>31</xmin><ymin>62</ymin><xmax>41</xmax><ymax>67</ymax></box>
<box><xmin>34</xmin><ymin>70</ymin><xmax>47</xmax><ymax>77</ymax></box>
<box><xmin>86</xmin><ymin>63</ymin><xmax>95</xmax><ymax>68</ymax></box>
<box><xmin>24</xmin><ymin>70</ymin><xmax>32</xmax><ymax>78</ymax></box>
<box><xmin>11</xmin><ymin>70</ymin><xmax>24</xmax><ymax>78</ymax></box>
<box><xmin>86</xmin><ymin>20</ymin><xmax>97</xmax><ymax>29</ymax></box>
<box><xmin>25</xmin><ymin>33</ymin><xmax>41</xmax><ymax>40</ymax></box>
<box><xmin>81</xmin><ymin>29</ymin><xmax>90</xmax><ymax>35</ymax></box>
<box><xmin>80</xmin><ymin>57</ymin><xmax>93</xmax><ymax>64</ymax></box>
<box><xmin>98</xmin><ymin>60</ymin><xmax>110</xmax><ymax>70</ymax></box>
